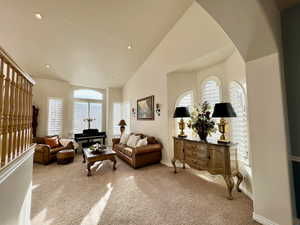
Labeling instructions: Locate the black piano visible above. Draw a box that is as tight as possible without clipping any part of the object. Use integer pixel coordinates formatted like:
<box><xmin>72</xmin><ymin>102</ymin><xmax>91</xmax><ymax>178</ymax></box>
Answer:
<box><xmin>74</xmin><ymin>129</ymin><xmax>107</xmax><ymax>148</ymax></box>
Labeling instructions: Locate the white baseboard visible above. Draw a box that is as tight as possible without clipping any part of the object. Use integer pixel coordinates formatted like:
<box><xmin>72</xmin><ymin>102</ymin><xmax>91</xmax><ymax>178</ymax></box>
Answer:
<box><xmin>253</xmin><ymin>212</ymin><xmax>279</xmax><ymax>225</ymax></box>
<box><xmin>160</xmin><ymin>160</ymin><xmax>173</xmax><ymax>167</ymax></box>
<box><xmin>239</xmin><ymin>185</ymin><xmax>253</xmax><ymax>200</ymax></box>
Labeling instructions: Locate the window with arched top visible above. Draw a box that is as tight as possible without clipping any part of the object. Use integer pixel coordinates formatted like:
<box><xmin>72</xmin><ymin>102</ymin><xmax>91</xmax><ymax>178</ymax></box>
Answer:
<box><xmin>201</xmin><ymin>77</ymin><xmax>221</xmax><ymax>142</ymax></box>
<box><xmin>201</xmin><ymin>77</ymin><xmax>221</xmax><ymax>107</ymax></box>
<box><xmin>73</xmin><ymin>89</ymin><xmax>103</xmax><ymax>100</ymax></box>
<box><xmin>175</xmin><ymin>91</ymin><xmax>193</xmax><ymax>137</ymax></box>
<box><xmin>230</xmin><ymin>81</ymin><xmax>250</xmax><ymax>164</ymax></box>
<box><xmin>73</xmin><ymin>89</ymin><xmax>103</xmax><ymax>134</ymax></box>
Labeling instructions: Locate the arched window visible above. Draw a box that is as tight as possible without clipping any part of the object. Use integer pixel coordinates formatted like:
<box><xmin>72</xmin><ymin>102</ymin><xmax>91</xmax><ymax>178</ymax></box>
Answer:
<box><xmin>73</xmin><ymin>89</ymin><xmax>103</xmax><ymax>134</ymax></box>
<box><xmin>73</xmin><ymin>89</ymin><xmax>103</xmax><ymax>100</ymax></box>
<box><xmin>201</xmin><ymin>77</ymin><xmax>221</xmax><ymax>142</ymax></box>
<box><xmin>175</xmin><ymin>91</ymin><xmax>193</xmax><ymax>137</ymax></box>
<box><xmin>230</xmin><ymin>81</ymin><xmax>249</xmax><ymax>164</ymax></box>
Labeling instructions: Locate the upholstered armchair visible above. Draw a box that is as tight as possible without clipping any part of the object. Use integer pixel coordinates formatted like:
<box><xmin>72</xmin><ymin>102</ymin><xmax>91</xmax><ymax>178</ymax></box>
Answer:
<box><xmin>33</xmin><ymin>136</ymin><xmax>74</xmax><ymax>165</ymax></box>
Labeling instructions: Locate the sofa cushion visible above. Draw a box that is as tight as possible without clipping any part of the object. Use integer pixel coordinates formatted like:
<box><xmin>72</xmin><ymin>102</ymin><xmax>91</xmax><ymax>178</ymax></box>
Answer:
<box><xmin>45</xmin><ymin>137</ymin><xmax>60</xmax><ymax>148</ymax></box>
<box><xmin>136</xmin><ymin>137</ymin><xmax>148</xmax><ymax>147</ymax></box>
<box><xmin>147</xmin><ymin>136</ymin><xmax>158</xmax><ymax>144</ymax></box>
<box><xmin>127</xmin><ymin>135</ymin><xmax>140</xmax><ymax>147</ymax></box>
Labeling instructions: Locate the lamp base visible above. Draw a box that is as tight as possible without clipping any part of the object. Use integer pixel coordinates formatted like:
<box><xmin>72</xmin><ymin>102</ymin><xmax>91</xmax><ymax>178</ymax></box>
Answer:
<box><xmin>178</xmin><ymin>134</ymin><xmax>187</xmax><ymax>138</ymax></box>
<box><xmin>217</xmin><ymin>139</ymin><xmax>231</xmax><ymax>144</ymax></box>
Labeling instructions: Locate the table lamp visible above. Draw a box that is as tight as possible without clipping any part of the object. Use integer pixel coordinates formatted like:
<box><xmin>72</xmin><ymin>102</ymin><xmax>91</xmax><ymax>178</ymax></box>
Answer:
<box><xmin>212</xmin><ymin>103</ymin><xmax>237</xmax><ymax>143</ymax></box>
<box><xmin>173</xmin><ymin>107</ymin><xmax>190</xmax><ymax>138</ymax></box>
<box><xmin>118</xmin><ymin>120</ymin><xmax>127</xmax><ymax>135</ymax></box>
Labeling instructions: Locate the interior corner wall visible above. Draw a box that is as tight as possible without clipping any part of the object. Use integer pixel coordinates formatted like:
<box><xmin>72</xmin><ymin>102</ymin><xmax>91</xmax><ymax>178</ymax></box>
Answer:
<box><xmin>246</xmin><ymin>53</ymin><xmax>293</xmax><ymax>225</ymax></box>
<box><xmin>32</xmin><ymin>78</ymin><xmax>107</xmax><ymax>138</ymax></box>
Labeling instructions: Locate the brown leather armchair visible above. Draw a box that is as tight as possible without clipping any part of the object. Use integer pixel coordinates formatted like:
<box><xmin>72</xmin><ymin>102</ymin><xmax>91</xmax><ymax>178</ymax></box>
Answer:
<box><xmin>112</xmin><ymin>134</ymin><xmax>162</xmax><ymax>168</ymax></box>
<box><xmin>33</xmin><ymin>136</ymin><xmax>74</xmax><ymax>165</ymax></box>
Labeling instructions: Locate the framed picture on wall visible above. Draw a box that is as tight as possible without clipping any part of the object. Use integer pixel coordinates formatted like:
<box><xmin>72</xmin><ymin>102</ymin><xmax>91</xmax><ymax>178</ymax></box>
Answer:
<box><xmin>137</xmin><ymin>95</ymin><xmax>154</xmax><ymax>120</ymax></box>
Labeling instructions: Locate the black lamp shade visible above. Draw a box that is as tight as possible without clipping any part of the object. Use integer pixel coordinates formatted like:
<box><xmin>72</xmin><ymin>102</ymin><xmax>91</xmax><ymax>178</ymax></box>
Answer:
<box><xmin>173</xmin><ymin>107</ymin><xmax>190</xmax><ymax>118</ymax></box>
<box><xmin>212</xmin><ymin>103</ymin><xmax>237</xmax><ymax>118</ymax></box>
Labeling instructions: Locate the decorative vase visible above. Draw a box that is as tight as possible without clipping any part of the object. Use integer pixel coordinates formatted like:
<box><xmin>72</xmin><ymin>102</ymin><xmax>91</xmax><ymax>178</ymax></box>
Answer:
<box><xmin>198</xmin><ymin>130</ymin><xmax>208</xmax><ymax>142</ymax></box>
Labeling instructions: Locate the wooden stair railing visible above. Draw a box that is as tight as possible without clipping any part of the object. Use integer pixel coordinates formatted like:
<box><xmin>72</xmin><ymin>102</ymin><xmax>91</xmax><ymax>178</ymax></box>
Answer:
<box><xmin>0</xmin><ymin>47</ymin><xmax>35</xmax><ymax>170</ymax></box>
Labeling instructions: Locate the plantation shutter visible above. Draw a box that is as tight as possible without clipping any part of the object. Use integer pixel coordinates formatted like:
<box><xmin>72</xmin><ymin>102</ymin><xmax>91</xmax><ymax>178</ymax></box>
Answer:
<box><xmin>48</xmin><ymin>98</ymin><xmax>63</xmax><ymax>136</ymax></box>
<box><xmin>113</xmin><ymin>103</ymin><xmax>122</xmax><ymax>136</ymax></box>
<box><xmin>201</xmin><ymin>79</ymin><xmax>221</xmax><ymax>142</ymax></box>
<box><xmin>176</xmin><ymin>92</ymin><xmax>193</xmax><ymax>137</ymax></box>
<box><xmin>230</xmin><ymin>82</ymin><xmax>249</xmax><ymax>164</ymax></box>
<box><xmin>90</xmin><ymin>103</ymin><xmax>102</xmax><ymax>131</ymax></box>
<box><xmin>73</xmin><ymin>102</ymin><xmax>89</xmax><ymax>134</ymax></box>
<box><xmin>122</xmin><ymin>102</ymin><xmax>131</xmax><ymax>134</ymax></box>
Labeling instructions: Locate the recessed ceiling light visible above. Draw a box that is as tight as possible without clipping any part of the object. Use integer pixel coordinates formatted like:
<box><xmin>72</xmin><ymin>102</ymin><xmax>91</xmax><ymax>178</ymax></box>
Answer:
<box><xmin>45</xmin><ymin>64</ymin><xmax>51</xmax><ymax>69</ymax></box>
<box><xmin>35</xmin><ymin>13</ymin><xmax>43</xmax><ymax>20</ymax></box>
<box><xmin>127</xmin><ymin>45</ymin><xmax>132</xmax><ymax>50</ymax></box>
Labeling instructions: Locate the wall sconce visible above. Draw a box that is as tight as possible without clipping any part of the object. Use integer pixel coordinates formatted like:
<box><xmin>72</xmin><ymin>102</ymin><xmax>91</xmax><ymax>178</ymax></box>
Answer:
<box><xmin>156</xmin><ymin>103</ymin><xmax>161</xmax><ymax>116</ymax></box>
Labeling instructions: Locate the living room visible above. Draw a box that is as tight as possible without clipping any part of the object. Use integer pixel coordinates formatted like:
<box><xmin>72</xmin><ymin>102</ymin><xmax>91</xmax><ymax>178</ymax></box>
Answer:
<box><xmin>0</xmin><ymin>1</ymin><xmax>299</xmax><ymax>225</ymax></box>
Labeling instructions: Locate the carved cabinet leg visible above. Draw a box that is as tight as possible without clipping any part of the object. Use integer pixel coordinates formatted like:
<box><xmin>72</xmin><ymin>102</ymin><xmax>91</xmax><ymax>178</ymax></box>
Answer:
<box><xmin>235</xmin><ymin>171</ymin><xmax>244</xmax><ymax>192</ymax></box>
<box><xmin>172</xmin><ymin>159</ymin><xmax>177</xmax><ymax>173</ymax></box>
<box><xmin>111</xmin><ymin>157</ymin><xmax>117</xmax><ymax>170</ymax></box>
<box><xmin>87</xmin><ymin>162</ymin><xmax>94</xmax><ymax>176</ymax></box>
<box><xmin>82</xmin><ymin>153</ymin><xmax>86</xmax><ymax>163</ymax></box>
<box><xmin>224</xmin><ymin>175</ymin><xmax>234</xmax><ymax>200</ymax></box>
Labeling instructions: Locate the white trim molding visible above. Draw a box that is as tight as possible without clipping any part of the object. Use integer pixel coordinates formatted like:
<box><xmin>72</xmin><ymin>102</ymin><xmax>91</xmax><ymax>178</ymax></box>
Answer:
<box><xmin>0</xmin><ymin>147</ymin><xmax>35</xmax><ymax>184</ymax></box>
<box><xmin>253</xmin><ymin>212</ymin><xmax>279</xmax><ymax>225</ymax></box>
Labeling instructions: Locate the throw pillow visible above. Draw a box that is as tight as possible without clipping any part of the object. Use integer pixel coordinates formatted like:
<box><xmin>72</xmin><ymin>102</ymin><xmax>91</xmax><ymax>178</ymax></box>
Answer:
<box><xmin>120</xmin><ymin>133</ymin><xmax>129</xmax><ymax>145</ymax></box>
<box><xmin>127</xmin><ymin>135</ymin><xmax>140</xmax><ymax>148</ymax></box>
<box><xmin>45</xmin><ymin>137</ymin><xmax>60</xmax><ymax>148</ymax></box>
<box><xmin>136</xmin><ymin>137</ymin><xmax>148</xmax><ymax>147</ymax></box>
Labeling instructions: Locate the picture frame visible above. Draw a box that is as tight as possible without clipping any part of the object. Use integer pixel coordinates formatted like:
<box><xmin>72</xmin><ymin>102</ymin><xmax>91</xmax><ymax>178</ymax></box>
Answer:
<box><xmin>137</xmin><ymin>95</ymin><xmax>155</xmax><ymax>120</ymax></box>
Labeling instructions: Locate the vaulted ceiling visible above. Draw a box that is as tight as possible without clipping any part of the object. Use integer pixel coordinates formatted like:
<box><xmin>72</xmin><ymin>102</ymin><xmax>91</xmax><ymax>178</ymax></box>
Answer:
<box><xmin>0</xmin><ymin>0</ymin><xmax>194</xmax><ymax>88</ymax></box>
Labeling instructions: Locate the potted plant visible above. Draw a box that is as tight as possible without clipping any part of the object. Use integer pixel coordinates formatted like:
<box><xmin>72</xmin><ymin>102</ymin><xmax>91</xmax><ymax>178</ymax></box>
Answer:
<box><xmin>187</xmin><ymin>101</ymin><xmax>217</xmax><ymax>142</ymax></box>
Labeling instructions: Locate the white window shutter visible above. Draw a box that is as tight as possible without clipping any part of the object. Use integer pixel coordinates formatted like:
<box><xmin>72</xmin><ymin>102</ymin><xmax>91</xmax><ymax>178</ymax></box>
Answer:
<box><xmin>73</xmin><ymin>102</ymin><xmax>89</xmax><ymax>134</ymax></box>
<box><xmin>90</xmin><ymin>103</ymin><xmax>102</xmax><ymax>131</ymax></box>
<box><xmin>230</xmin><ymin>82</ymin><xmax>249</xmax><ymax>164</ymax></box>
<box><xmin>201</xmin><ymin>79</ymin><xmax>221</xmax><ymax>143</ymax></box>
<box><xmin>48</xmin><ymin>98</ymin><xmax>63</xmax><ymax>136</ymax></box>
<box><xmin>113</xmin><ymin>103</ymin><xmax>122</xmax><ymax>136</ymax></box>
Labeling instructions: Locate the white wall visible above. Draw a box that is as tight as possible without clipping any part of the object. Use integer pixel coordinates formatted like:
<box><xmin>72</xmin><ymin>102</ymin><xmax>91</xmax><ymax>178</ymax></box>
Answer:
<box><xmin>32</xmin><ymin>78</ymin><xmax>107</xmax><ymax>138</ymax></box>
<box><xmin>123</xmin><ymin>0</ymin><xmax>294</xmax><ymax>224</ymax></box>
<box><xmin>0</xmin><ymin>149</ymin><xmax>34</xmax><ymax>225</ymax></box>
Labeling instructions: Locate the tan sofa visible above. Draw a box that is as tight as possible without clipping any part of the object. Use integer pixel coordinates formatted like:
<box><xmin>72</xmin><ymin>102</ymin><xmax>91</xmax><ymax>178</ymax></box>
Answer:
<box><xmin>33</xmin><ymin>136</ymin><xmax>74</xmax><ymax>165</ymax></box>
<box><xmin>112</xmin><ymin>134</ymin><xmax>162</xmax><ymax>168</ymax></box>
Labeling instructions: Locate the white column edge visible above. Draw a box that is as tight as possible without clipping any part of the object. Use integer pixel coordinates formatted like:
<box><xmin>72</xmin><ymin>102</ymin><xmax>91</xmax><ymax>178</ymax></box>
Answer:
<box><xmin>0</xmin><ymin>147</ymin><xmax>35</xmax><ymax>184</ymax></box>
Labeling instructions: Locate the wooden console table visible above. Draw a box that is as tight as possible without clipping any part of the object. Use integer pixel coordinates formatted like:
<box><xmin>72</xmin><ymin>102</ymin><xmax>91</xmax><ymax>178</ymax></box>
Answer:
<box><xmin>172</xmin><ymin>137</ymin><xmax>243</xmax><ymax>200</ymax></box>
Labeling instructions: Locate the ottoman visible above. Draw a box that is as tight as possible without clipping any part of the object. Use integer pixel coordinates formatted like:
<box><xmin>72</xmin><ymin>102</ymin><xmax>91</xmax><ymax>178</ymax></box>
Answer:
<box><xmin>57</xmin><ymin>149</ymin><xmax>75</xmax><ymax>164</ymax></box>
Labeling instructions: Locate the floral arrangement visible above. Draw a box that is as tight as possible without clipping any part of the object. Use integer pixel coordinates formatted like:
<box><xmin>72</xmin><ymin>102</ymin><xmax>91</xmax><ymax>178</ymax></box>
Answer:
<box><xmin>187</xmin><ymin>101</ymin><xmax>216</xmax><ymax>142</ymax></box>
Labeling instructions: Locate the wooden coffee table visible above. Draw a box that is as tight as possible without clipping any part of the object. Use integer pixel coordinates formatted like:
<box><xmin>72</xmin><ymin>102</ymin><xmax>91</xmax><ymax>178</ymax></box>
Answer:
<box><xmin>82</xmin><ymin>147</ymin><xmax>117</xmax><ymax>176</ymax></box>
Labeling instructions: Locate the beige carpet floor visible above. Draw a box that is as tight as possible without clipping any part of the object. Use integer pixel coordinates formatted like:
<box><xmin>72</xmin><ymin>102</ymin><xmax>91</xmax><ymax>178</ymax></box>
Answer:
<box><xmin>31</xmin><ymin>154</ymin><xmax>260</xmax><ymax>225</ymax></box>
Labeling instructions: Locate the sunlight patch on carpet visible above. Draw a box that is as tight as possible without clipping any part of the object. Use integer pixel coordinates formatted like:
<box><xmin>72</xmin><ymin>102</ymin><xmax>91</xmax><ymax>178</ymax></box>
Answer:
<box><xmin>80</xmin><ymin>183</ymin><xmax>113</xmax><ymax>225</ymax></box>
<box><xmin>31</xmin><ymin>208</ymin><xmax>54</xmax><ymax>225</ymax></box>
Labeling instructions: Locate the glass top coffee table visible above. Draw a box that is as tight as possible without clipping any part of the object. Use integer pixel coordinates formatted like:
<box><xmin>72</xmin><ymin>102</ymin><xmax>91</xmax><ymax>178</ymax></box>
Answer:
<box><xmin>82</xmin><ymin>147</ymin><xmax>117</xmax><ymax>176</ymax></box>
